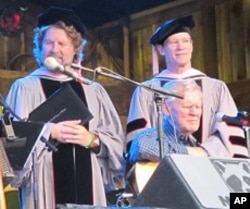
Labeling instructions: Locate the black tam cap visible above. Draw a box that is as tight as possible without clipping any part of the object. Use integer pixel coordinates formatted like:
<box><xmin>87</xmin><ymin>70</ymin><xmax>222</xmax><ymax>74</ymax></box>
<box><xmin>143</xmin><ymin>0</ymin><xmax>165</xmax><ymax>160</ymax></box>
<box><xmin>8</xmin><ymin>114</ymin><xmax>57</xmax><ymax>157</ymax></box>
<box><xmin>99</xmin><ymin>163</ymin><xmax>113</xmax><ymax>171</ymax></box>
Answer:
<box><xmin>37</xmin><ymin>6</ymin><xmax>86</xmax><ymax>36</ymax></box>
<box><xmin>149</xmin><ymin>15</ymin><xmax>194</xmax><ymax>45</ymax></box>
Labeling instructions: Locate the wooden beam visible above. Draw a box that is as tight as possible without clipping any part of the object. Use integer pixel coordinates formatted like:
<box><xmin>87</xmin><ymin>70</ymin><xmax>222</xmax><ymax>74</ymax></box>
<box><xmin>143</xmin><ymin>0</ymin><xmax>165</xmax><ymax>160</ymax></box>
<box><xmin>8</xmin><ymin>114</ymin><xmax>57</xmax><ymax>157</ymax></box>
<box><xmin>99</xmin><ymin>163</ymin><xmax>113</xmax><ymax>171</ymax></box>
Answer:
<box><xmin>243</xmin><ymin>0</ymin><xmax>250</xmax><ymax>79</ymax></box>
<box><xmin>96</xmin><ymin>0</ymin><xmax>229</xmax><ymax>32</ymax></box>
<box><xmin>95</xmin><ymin>0</ymin><xmax>195</xmax><ymax>31</ymax></box>
<box><xmin>201</xmin><ymin>6</ymin><xmax>218</xmax><ymax>77</ymax></box>
<box><xmin>123</xmin><ymin>24</ymin><xmax>130</xmax><ymax>78</ymax></box>
<box><xmin>215</xmin><ymin>2</ymin><xmax>232</xmax><ymax>82</ymax></box>
<box><xmin>229</xmin><ymin>0</ymin><xmax>246</xmax><ymax>80</ymax></box>
<box><xmin>0</xmin><ymin>37</ymin><xmax>8</xmax><ymax>69</ymax></box>
<box><xmin>130</xmin><ymin>0</ymin><xmax>195</xmax><ymax>20</ymax></box>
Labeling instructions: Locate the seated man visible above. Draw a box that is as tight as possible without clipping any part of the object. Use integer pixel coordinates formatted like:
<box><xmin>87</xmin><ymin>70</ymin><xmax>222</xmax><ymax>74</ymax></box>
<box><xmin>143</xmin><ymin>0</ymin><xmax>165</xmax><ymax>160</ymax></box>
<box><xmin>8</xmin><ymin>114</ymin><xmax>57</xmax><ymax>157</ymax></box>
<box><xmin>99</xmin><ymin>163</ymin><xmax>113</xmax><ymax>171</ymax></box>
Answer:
<box><xmin>128</xmin><ymin>79</ymin><xmax>226</xmax><ymax>164</ymax></box>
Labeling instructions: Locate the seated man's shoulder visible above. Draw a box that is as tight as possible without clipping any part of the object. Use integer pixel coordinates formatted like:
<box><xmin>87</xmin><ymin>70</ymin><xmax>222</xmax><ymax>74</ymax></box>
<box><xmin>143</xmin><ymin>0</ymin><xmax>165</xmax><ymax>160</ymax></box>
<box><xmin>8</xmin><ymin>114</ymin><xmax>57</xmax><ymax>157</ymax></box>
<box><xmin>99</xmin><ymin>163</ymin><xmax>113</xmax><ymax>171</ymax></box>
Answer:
<box><xmin>134</xmin><ymin>128</ymin><xmax>158</xmax><ymax>140</ymax></box>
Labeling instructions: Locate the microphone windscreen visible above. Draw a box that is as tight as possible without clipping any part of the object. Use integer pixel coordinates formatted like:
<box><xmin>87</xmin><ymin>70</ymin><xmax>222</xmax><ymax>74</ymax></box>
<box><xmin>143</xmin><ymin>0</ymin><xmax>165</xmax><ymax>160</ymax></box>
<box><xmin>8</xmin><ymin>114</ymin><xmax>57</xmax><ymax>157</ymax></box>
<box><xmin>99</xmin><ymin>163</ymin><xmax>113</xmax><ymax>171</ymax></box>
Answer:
<box><xmin>44</xmin><ymin>57</ymin><xmax>61</xmax><ymax>71</ymax></box>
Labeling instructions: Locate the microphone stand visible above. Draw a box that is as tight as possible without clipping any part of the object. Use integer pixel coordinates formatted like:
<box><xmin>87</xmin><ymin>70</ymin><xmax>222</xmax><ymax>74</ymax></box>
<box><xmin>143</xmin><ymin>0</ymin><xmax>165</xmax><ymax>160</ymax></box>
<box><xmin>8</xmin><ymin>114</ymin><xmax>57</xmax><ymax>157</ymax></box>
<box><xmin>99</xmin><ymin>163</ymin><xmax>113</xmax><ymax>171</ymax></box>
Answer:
<box><xmin>154</xmin><ymin>94</ymin><xmax>166</xmax><ymax>160</ymax></box>
<box><xmin>234</xmin><ymin>111</ymin><xmax>250</xmax><ymax>157</ymax></box>
<box><xmin>95</xmin><ymin>67</ymin><xmax>183</xmax><ymax>161</ymax></box>
<box><xmin>73</xmin><ymin>64</ymin><xmax>183</xmax><ymax>160</ymax></box>
<box><xmin>242</xmin><ymin>126</ymin><xmax>250</xmax><ymax>157</ymax></box>
<box><xmin>72</xmin><ymin>64</ymin><xmax>183</xmax><ymax>99</ymax></box>
<box><xmin>32</xmin><ymin>147</ymin><xmax>39</xmax><ymax>209</ymax></box>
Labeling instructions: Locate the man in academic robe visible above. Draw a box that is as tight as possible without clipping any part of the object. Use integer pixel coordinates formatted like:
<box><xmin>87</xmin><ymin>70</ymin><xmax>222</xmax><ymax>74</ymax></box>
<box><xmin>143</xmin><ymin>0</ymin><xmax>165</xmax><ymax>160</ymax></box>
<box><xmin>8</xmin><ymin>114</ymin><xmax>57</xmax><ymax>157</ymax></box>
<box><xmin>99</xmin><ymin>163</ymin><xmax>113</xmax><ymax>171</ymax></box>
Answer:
<box><xmin>126</xmin><ymin>15</ymin><xmax>248</xmax><ymax>159</ymax></box>
<box><xmin>6</xmin><ymin>6</ymin><xmax>125</xmax><ymax>209</ymax></box>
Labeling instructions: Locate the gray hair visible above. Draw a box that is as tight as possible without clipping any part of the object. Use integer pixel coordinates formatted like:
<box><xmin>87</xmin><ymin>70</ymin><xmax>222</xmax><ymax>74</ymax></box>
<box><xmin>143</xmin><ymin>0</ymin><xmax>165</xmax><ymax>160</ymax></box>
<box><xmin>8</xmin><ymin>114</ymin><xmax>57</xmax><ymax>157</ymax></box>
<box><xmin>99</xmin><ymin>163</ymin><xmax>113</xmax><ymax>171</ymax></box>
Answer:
<box><xmin>163</xmin><ymin>79</ymin><xmax>202</xmax><ymax>103</ymax></box>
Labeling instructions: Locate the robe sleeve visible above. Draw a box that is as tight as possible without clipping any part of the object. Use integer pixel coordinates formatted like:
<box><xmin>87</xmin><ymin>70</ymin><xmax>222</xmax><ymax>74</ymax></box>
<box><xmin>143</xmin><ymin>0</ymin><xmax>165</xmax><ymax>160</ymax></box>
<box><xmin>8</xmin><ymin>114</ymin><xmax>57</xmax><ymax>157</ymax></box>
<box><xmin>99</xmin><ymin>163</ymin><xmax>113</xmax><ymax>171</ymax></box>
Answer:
<box><xmin>201</xmin><ymin>79</ymin><xmax>249</xmax><ymax>158</ymax></box>
<box><xmin>86</xmin><ymin>83</ymin><xmax>125</xmax><ymax>192</ymax></box>
<box><xmin>126</xmin><ymin>85</ymin><xmax>157</xmax><ymax>151</ymax></box>
<box><xmin>201</xmin><ymin>121</ymin><xmax>249</xmax><ymax>158</ymax></box>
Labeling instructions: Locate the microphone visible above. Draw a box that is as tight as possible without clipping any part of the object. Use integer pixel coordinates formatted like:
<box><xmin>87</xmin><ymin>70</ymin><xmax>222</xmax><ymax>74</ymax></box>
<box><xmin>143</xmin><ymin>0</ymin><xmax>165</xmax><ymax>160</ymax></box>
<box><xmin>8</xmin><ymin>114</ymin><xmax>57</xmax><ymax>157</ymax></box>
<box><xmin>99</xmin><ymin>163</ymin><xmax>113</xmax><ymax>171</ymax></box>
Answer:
<box><xmin>215</xmin><ymin>112</ymin><xmax>249</xmax><ymax>127</ymax></box>
<box><xmin>44</xmin><ymin>57</ymin><xmax>93</xmax><ymax>85</ymax></box>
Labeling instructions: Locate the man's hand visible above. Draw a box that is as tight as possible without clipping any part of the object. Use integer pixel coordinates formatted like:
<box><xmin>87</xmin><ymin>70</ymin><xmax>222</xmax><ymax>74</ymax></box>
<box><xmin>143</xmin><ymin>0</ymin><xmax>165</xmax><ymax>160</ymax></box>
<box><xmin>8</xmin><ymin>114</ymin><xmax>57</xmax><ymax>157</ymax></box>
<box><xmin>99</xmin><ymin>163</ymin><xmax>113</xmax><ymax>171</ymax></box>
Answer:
<box><xmin>50</xmin><ymin>120</ymin><xmax>92</xmax><ymax>147</ymax></box>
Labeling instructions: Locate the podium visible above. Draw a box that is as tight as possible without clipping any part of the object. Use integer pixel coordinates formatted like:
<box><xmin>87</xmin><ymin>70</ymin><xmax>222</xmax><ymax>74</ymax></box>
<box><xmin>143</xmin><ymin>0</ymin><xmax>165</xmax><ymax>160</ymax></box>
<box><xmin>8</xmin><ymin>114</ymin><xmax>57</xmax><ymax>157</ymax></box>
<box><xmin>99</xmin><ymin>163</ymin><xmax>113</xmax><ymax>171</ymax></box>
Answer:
<box><xmin>133</xmin><ymin>154</ymin><xmax>250</xmax><ymax>209</ymax></box>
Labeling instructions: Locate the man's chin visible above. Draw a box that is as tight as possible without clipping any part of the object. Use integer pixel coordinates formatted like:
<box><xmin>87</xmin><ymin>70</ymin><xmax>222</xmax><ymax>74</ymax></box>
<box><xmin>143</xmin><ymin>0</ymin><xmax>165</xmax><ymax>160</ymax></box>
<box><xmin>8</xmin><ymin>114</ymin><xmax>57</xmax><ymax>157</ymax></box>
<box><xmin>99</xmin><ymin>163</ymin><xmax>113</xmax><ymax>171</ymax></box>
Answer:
<box><xmin>188</xmin><ymin>126</ymin><xmax>199</xmax><ymax>133</ymax></box>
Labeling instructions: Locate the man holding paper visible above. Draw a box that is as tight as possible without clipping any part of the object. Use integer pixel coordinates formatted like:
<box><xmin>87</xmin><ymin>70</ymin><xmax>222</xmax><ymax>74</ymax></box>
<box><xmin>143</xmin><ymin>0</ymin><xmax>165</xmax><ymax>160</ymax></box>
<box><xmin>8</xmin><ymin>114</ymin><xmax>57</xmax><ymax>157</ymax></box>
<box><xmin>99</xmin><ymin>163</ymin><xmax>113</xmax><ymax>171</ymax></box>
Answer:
<box><xmin>5</xmin><ymin>6</ymin><xmax>125</xmax><ymax>209</ymax></box>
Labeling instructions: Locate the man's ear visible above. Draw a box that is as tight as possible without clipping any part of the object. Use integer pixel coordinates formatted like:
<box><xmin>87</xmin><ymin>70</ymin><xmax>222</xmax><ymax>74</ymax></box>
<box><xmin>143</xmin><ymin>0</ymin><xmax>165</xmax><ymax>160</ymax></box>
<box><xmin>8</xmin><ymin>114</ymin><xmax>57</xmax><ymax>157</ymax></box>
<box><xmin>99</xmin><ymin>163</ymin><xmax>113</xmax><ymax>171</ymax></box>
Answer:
<box><xmin>156</xmin><ymin>44</ymin><xmax>165</xmax><ymax>56</ymax></box>
<box><xmin>162</xmin><ymin>103</ymin><xmax>171</xmax><ymax>115</ymax></box>
<box><xmin>190</xmin><ymin>39</ymin><xmax>193</xmax><ymax>54</ymax></box>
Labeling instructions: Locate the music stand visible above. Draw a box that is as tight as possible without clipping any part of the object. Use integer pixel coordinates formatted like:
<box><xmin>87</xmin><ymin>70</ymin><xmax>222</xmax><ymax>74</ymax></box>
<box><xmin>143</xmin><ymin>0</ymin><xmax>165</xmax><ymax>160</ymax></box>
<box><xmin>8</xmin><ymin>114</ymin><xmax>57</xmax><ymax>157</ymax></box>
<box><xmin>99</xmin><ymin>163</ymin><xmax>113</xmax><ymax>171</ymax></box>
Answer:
<box><xmin>2</xmin><ymin>121</ymin><xmax>44</xmax><ymax>171</ymax></box>
<box><xmin>1</xmin><ymin>120</ymin><xmax>45</xmax><ymax>209</ymax></box>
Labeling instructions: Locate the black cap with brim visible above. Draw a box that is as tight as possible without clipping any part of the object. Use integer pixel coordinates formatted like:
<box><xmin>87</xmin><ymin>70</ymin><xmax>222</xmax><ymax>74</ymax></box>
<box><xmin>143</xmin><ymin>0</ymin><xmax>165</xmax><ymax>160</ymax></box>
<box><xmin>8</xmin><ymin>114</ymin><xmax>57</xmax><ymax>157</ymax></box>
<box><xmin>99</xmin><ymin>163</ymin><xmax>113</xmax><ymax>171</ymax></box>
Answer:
<box><xmin>149</xmin><ymin>15</ymin><xmax>194</xmax><ymax>45</ymax></box>
<box><xmin>37</xmin><ymin>6</ymin><xmax>86</xmax><ymax>36</ymax></box>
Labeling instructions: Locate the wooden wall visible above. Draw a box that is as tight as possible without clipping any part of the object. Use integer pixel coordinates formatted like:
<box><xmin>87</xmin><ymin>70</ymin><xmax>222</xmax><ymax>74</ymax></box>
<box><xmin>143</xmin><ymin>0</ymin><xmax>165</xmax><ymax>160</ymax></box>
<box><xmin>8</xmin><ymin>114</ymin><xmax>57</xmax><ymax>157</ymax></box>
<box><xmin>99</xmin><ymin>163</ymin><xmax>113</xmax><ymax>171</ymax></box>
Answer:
<box><xmin>0</xmin><ymin>0</ymin><xmax>250</xmax><ymax>125</ymax></box>
<box><xmin>92</xmin><ymin>0</ymin><xmax>250</xmax><ymax>119</ymax></box>
<box><xmin>97</xmin><ymin>0</ymin><xmax>250</xmax><ymax>83</ymax></box>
